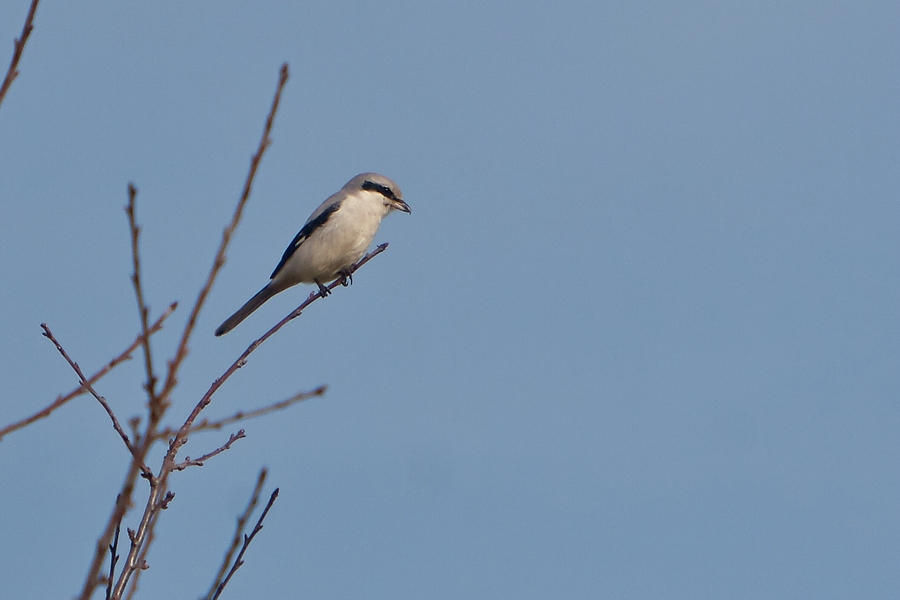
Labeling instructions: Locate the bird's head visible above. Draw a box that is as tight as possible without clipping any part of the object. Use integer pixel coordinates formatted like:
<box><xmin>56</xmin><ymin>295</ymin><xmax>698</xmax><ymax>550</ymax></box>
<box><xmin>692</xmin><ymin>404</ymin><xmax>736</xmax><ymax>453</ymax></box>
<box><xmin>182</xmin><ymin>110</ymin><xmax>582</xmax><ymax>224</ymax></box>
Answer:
<box><xmin>352</xmin><ymin>172</ymin><xmax>411</xmax><ymax>214</ymax></box>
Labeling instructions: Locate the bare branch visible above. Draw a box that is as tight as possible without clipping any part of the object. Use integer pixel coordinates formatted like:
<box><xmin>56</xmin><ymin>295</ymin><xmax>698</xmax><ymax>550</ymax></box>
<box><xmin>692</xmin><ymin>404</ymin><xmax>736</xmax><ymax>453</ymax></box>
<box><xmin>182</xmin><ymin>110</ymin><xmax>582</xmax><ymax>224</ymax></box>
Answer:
<box><xmin>152</xmin><ymin>386</ymin><xmax>327</xmax><ymax>440</ymax></box>
<box><xmin>39</xmin><ymin>323</ymin><xmax>150</xmax><ymax>468</ymax></box>
<box><xmin>125</xmin><ymin>183</ymin><xmax>160</xmax><ymax>410</ymax></box>
<box><xmin>251</xmin><ymin>242</ymin><xmax>390</xmax><ymax>350</ymax></box>
<box><xmin>109</xmin><ymin>244</ymin><xmax>383</xmax><ymax>599</ymax></box>
<box><xmin>104</xmin><ymin>64</ymin><xmax>291</xmax><ymax>600</ymax></box>
<box><xmin>76</xmin><ymin>305</ymin><xmax>178</xmax><ymax>600</ymax></box>
<box><xmin>100</xmin><ymin>474</ymin><xmax>168</xmax><ymax>600</ymax></box>
<box><xmin>172</xmin><ymin>430</ymin><xmax>246</xmax><ymax>471</ymax></box>
<box><xmin>157</xmin><ymin>62</ymin><xmax>290</xmax><ymax>411</ymax></box>
<box><xmin>105</xmin><ymin>522</ymin><xmax>121</xmax><ymax>600</ymax></box>
<box><xmin>210</xmin><ymin>488</ymin><xmax>280</xmax><ymax>600</ymax></box>
<box><xmin>204</xmin><ymin>468</ymin><xmax>268</xmax><ymax>600</ymax></box>
<box><xmin>191</xmin><ymin>385</ymin><xmax>327</xmax><ymax>432</ymax></box>
<box><xmin>0</xmin><ymin>0</ymin><xmax>40</xmax><ymax>108</ymax></box>
<box><xmin>123</xmin><ymin>509</ymin><xmax>156</xmax><ymax>600</ymax></box>
<box><xmin>79</xmin><ymin>472</ymin><xmax>148</xmax><ymax>600</ymax></box>
<box><xmin>165</xmin><ymin>243</ymin><xmax>388</xmax><ymax>464</ymax></box>
<box><xmin>0</xmin><ymin>302</ymin><xmax>176</xmax><ymax>441</ymax></box>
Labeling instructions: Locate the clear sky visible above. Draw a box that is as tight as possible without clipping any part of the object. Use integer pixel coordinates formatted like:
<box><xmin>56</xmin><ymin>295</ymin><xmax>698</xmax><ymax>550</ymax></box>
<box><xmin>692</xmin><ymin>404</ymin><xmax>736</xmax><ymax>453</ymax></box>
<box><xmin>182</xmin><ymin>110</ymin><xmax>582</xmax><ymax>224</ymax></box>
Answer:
<box><xmin>1</xmin><ymin>1</ymin><xmax>898</xmax><ymax>598</ymax></box>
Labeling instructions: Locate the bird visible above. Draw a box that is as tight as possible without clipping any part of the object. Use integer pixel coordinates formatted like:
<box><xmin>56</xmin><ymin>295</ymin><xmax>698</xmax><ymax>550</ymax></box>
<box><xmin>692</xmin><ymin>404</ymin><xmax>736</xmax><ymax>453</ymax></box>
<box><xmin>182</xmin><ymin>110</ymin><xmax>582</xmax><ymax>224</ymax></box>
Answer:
<box><xmin>215</xmin><ymin>172</ymin><xmax>410</xmax><ymax>336</ymax></box>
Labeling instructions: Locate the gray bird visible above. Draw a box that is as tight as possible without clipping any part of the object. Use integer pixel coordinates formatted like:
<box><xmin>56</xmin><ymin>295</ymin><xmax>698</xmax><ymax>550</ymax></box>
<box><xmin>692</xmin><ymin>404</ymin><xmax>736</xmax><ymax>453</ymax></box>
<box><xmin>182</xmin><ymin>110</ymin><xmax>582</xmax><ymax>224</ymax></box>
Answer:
<box><xmin>215</xmin><ymin>173</ymin><xmax>410</xmax><ymax>336</ymax></box>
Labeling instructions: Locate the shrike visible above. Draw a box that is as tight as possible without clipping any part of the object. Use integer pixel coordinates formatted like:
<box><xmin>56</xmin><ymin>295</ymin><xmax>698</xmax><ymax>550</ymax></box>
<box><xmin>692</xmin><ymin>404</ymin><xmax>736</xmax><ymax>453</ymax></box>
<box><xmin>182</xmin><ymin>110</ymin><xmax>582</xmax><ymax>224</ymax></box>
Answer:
<box><xmin>215</xmin><ymin>172</ymin><xmax>410</xmax><ymax>336</ymax></box>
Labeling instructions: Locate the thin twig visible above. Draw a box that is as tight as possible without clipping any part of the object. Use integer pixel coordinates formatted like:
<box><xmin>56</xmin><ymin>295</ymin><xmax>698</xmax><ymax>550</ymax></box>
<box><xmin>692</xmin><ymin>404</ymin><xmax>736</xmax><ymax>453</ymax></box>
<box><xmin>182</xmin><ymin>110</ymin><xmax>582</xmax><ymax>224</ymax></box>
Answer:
<box><xmin>204</xmin><ymin>468</ymin><xmax>268</xmax><ymax>600</ymax></box>
<box><xmin>211</xmin><ymin>488</ymin><xmax>280</xmax><ymax>600</ymax></box>
<box><xmin>103</xmin><ymin>63</ymin><xmax>291</xmax><ymax>600</ymax></box>
<box><xmin>99</xmin><ymin>185</ymin><xmax>166</xmax><ymax>600</ymax></box>
<box><xmin>125</xmin><ymin>183</ymin><xmax>160</xmax><ymax>410</ymax></box>
<box><xmin>0</xmin><ymin>0</ymin><xmax>40</xmax><ymax>108</ymax></box>
<box><xmin>78</xmin><ymin>472</ymin><xmax>147</xmax><ymax>600</ymax></box>
<box><xmin>155</xmin><ymin>386</ymin><xmax>327</xmax><ymax>440</ymax></box>
<box><xmin>105</xmin><ymin>522</ymin><xmax>120</xmax><ymax>600</ymax></box>
<box><xmin>123</xmin><ymin>509</ymin><xmax>156</xmax><ymax>600</ymax></box>
<box><xmin>172</xmin><ymin>430</ymin><xmax>246</xmax><ymax>471</ymax></box>
<box><xmin>157</xmin><ymin>62</ymin><xmax>290</xmax><ymax>411</ymax></box>
<box><xmin>40</xmin><ymin>324</ymin><xmax>147</xmax><ymax>468</ymax></box>
<box><xmin>190</xmin><ymin>385</ymin><xmax>326</xmax><ymax>433</ymax></box>
<box><xmin>167</xmin><ymin>244</ymin><xmax>388</xmax><ymax>461</ymax></box>
<box><xmin>0</xmin><ymin>302</ymin><xmax>176</xmax><ymax>441</ymax></box>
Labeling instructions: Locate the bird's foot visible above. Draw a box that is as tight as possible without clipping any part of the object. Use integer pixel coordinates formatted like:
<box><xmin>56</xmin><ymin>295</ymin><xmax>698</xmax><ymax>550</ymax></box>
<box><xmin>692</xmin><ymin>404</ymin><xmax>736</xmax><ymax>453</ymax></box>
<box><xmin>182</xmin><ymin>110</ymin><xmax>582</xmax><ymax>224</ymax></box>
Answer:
<box><xmin>315</xmin><ymin>279</ymin><xmax>331</xmax><ymax>297</ymax></box>
<box><xmin>339</xmin><ymin>269</ymin><xmax>353</xmax><ymax>287</ymax></box>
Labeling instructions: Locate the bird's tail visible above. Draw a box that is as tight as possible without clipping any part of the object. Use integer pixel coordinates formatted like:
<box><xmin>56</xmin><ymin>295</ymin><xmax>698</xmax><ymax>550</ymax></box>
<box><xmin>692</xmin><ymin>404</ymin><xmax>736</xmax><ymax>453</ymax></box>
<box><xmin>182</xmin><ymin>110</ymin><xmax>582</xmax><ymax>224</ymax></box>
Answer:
<box><xmin>215</xmin><ymin>284</ymin><xmax>279</xmax><ymax>336</ymax></box>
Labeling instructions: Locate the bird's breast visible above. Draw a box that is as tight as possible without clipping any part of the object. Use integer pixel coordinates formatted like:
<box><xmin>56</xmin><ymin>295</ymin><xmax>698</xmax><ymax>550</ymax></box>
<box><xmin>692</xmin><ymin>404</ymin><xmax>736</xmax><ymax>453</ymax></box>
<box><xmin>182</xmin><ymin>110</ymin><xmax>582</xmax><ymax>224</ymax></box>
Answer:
<box><xmin>275</xmin><ymin>199</ymin><xmax>384</xmax><ymax>285</ymax></box>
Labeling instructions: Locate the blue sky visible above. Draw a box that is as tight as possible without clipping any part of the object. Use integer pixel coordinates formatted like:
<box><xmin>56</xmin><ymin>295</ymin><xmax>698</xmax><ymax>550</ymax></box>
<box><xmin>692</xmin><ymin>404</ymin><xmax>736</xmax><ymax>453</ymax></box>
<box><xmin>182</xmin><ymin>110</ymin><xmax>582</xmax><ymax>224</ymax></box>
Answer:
<box><xmin>1</xmin><ymin>1</ymin><xmax>898</xmax><ymax>598</ymax></box>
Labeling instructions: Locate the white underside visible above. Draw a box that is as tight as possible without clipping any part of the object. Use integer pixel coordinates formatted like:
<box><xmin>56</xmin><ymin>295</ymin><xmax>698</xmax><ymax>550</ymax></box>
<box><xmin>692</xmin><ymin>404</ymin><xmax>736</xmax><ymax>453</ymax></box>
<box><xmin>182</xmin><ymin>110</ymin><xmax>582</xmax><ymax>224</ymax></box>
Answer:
<box><xmin>271</xmin><ymin>189</ymin><xmax>390</xmax><ymax>288</ymax></box>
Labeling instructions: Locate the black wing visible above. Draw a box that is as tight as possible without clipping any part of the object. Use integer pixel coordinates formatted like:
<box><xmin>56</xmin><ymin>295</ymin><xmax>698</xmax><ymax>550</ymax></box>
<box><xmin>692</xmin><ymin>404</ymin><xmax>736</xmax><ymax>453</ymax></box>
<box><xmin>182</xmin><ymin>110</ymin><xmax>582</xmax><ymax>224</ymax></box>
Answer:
<box><xmin>269</xmin><ymin>202</ymin><xmax>341</xmax><ymax>279</ymax></box>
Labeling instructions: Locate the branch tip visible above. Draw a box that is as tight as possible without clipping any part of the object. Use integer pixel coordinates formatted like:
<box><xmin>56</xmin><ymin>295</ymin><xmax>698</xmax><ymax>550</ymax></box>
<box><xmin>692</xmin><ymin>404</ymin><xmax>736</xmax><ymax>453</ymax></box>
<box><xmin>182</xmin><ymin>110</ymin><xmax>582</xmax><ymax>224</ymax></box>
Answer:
<box><xmin>0</xmin><ymin>0</ymin><xmax>41</xmax><ymax>108</ymax></box>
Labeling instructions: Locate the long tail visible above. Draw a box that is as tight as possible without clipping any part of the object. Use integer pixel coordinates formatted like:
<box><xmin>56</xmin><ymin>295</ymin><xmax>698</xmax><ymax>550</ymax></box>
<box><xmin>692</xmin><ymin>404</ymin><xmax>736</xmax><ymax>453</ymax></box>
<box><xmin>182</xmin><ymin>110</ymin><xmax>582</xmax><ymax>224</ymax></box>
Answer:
<box><xmin>215</xmin><ymin>284</ymin><xmax>280</xmax><ymax>336</ymax></box>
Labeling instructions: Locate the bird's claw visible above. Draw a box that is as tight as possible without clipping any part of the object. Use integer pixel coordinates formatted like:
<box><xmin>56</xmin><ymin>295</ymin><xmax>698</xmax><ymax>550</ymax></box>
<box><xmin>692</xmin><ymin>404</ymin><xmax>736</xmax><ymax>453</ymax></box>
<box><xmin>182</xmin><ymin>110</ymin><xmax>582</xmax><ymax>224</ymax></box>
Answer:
<box><xmin>315</xmin><ymin>280</ymin><xmax>331</xmax><ymax>297</ymax></box>
<box><xmin>339</xmin><ymin>270</ymin><xmax>353</xmax><ymax>287</ymax></box>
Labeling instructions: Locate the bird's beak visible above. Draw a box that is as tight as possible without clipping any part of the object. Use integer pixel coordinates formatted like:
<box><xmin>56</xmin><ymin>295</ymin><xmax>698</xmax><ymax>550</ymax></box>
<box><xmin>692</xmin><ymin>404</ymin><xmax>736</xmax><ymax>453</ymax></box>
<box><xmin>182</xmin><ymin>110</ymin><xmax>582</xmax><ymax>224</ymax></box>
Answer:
<box><xmin>393</xmin><ymin>199</ymin><xmax>411</xmax><ymax>214</ymax></box>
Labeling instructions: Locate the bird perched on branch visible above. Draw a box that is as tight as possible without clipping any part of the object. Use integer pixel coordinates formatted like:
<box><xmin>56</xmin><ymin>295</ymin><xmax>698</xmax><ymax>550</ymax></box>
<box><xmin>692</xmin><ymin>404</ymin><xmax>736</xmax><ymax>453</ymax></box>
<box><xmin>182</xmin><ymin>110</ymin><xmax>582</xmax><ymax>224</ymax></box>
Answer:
<box><xmin>215</xmin><ymin>172</ymin><xmax>410</xmax><ymax>336</ymax></box>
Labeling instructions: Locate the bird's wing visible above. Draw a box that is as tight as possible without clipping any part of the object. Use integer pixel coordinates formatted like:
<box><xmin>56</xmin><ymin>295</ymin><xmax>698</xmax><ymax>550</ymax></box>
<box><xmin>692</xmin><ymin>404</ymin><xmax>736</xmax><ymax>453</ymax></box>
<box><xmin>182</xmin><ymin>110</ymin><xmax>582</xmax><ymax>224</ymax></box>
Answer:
<box><xmin>269</xmin><ymin>201</ymin><xmax>341</xmax><ymax>280</ymax></box>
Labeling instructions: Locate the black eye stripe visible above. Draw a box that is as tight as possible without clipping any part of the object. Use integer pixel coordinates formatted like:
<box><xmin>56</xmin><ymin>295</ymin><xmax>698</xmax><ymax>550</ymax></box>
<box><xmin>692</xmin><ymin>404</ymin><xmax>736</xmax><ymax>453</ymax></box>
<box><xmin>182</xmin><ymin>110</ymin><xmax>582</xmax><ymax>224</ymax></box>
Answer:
<box><xmin>362</xmin><ymin>180</ymin><xmax>396</xmax><ymax>200</ymax></box>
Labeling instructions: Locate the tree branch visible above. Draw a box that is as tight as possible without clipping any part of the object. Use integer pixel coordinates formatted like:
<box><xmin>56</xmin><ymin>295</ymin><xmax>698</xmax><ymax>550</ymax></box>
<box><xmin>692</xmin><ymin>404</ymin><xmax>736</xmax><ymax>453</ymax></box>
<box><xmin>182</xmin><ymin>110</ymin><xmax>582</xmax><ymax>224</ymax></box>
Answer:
<box><xmin>154</xmin><ymin>385</ymin><xmax>327</xmax><ymax>439</ymax></box>
<box><xmin>122</xmin><ymin>510</ymin><xmax>155</xmax><ymax>600</ymax></box>
<box><xmin>101</xmin><ymin>63</ymin><xmax>291</xmax><ymax>600</ymax></box>
<box><xmin>203</xmin><ymin>468</ymin><xmax>268</xmax><ymax>600</ymax></box>
<box><xmin>105</xmin><ymin>522</ymin><xmax>121</xmax><ymax>600</ymax></box>
<box><xmin>0</xmin><ymin>302</ymin><xmax>176</xmax><ymax>441</ymax></box>
<box><xmin>125</xmin><ymin>183</ymin><xmax>160</xmax><ymax>410</ymax></box>
<box><xmin>39</xmin><ymin>324</ymin><xmax>147</xmax><ymax>470</ymax></box>
<box><xmin>172</xmin><ymin>430</ymin><xmax>246</xmax><ymax>471</ymax></box>
<box><xmin>0</xmin><ymin>0</ymin><xmax>40</xmax><ymax>109</ymax></box>
<box><xmin>163</xmin><ymin>243</ymin><xmax>388</xmax><ymax>472</ymax></box>
<box><xmin>157</xmin><ymin>62</ymin><xmax>290</xmax><ymax>411</ymax></box>
<box><xmin>190</xmin><ymin>385</ymin><xmax>326</xmax><ymax>432</ymax></box>
<box><xmin>210</xmin><ymin>488</ymin><xmax>280</xmax><ymax>600</ymax></box>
